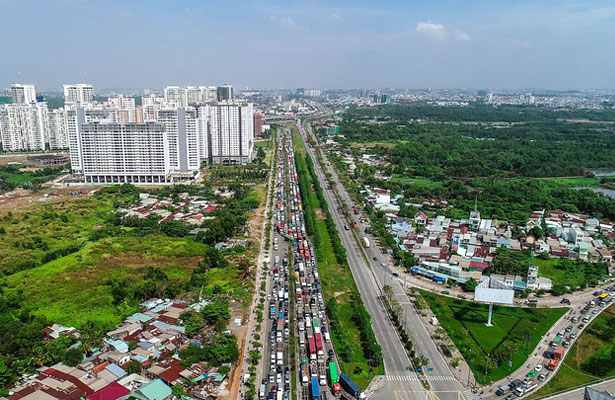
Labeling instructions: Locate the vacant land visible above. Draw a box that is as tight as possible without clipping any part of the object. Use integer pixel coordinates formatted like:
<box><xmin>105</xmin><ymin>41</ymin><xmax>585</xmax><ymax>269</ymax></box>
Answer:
<box><xmin>0</xmin><ymin>193</ymin><xmax>114</xmax><ymax>275</ymax></box>
<box><xmin>420</xmin><ymin>290</ymin><xmax>568</xmax><ymax>383</ymax></box>
<box><xmin>530</xmin><ymin>304</ymin><xmax>615</xmax><ymax>398</ymax></box>
<box><xmin>390</xmin><ymin>175</ymin><xmax>444</xmax><ymax>189</ymax></box>
<box><xmin>6</xmin><ymin>234</ymin><xmax>207</xmax><ymax>327</ymax></box>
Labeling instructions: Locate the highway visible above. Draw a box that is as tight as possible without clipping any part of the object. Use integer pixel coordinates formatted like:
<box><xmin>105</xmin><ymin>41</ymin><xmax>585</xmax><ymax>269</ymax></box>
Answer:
<box><xmin>296</xmin><ymin>119</ymin><xmax>472</xmax><ymax>400</ymax></box>
<box><xmin>267</xmin><ymin>127</ymin><xmax>352</xmax><ymax>400</ymax></box>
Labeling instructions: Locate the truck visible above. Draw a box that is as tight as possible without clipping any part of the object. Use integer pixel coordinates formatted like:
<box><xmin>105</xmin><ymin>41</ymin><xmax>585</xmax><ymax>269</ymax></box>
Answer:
<box><xmin>547</xmin><ymin>359</ymin><xmax>558</xmax><ymax>371</ymax></box>
<box><xmin>362</xmin><ymin>237</ymin><xmax>370</xmax><ymax>248</ymax></box>
<box><xmin>495</xmin><ymin>385</ymin><xmax>510</xmax><ymax>396</ymax></box>
<box><xmin>302</xmin><ymin>363</ymin><xmax>309</xmax><ymax>386</ymax></box>
<box><xmin>340</xmin><ymin>374</ymin><xmax>366</xmax><ymax>399</ymax></box>
<box><xmin>554</xmin><ymin>346</ymin><xmax>565</xmax><ymax>361</ymax></box>
<box><xmin>277</xmin><ymin>342</ymin><xmax>284</xmax><ymax>366</ymax></box>
<box><xmin>329</xmin><ymin>362</ymin><xmax>341</xmax><ymax>396</ymax></box>
<box><xmin>308</xmin><ymin>337</ymin><xmax>316</xmax><ymax>360</ymax></box>
<box><xmin>525</xmin><ymin>382</ymin><xmax>537</xmax><ymax>394</ymax></box>
<box><xmin>315</xmin><ymin>333</ymin><xmax>324</xmax><ymax>358</ymax></box>
<box><xmin>311</xmin><ymin>377</ymin><xmax>320</xmax><ymax>400</ymax></box>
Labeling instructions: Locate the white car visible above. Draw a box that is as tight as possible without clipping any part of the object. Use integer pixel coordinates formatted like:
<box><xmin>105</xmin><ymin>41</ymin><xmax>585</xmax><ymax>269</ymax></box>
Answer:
<box><xmin>535</xmin><ymin>365</ymin><xmax>543</xmax><ymax>372</ymax></box>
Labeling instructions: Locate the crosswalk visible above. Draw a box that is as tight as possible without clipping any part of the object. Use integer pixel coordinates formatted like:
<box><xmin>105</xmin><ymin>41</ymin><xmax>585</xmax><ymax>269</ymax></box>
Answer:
<box><xmin>464</xmin><ymin>390</ymin><xmax>477</xmax><ymax>400</ymax></box>
<box><xmin>386</xmin><ymin>375</ymin><xmax>458</xmax><ymax>382</ymax></box>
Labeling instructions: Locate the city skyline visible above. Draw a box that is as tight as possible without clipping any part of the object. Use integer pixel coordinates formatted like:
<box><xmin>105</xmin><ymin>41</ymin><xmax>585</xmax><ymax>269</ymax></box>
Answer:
<box><xmin>1</xmin><ymin>0</ymin><xmax>614</xmax><ymax>91</ymax></box>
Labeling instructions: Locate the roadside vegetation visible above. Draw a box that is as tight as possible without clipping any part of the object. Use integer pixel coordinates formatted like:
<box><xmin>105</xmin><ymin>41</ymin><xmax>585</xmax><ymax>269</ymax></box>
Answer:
<box><xmin>293</xmin><ymin>130</ymin><xmax>382</xmax><ymax>389</ymax></box>
<box><xmin>419</xmin><ymin>290</ymin><xmax>568</xmax><ymax>384</ymax></box>
<box><xmin>530</xmin><ymin>304</ymin><xmax>615</xmax><ymax>398</ymax></box>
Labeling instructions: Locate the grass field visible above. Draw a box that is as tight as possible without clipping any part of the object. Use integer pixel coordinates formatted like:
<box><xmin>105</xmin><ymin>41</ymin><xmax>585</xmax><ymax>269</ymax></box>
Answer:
<box><xmin>529</xmin><ymin>305</ymin><xmax>615</xmax><ymax>399</ymax></box>
<box><xmin>293</xmin><ymin>129</ymin><xmax>381</xmax><ymax>389</ymax></box>
<box><xmin>540</xmin><ymin>176</ymin><xmax>601</xmax><ymax>188</ymax></box>
<box><xmin>5</xmin><ymin>234</ymin><xmax>207</xmax><ymax>328</ymax></box>
<box><xmin>0</xmin><ymin>194</ymin><xmax>115</xmax><ymax>275</ymax></box>
<box><xmin>420</xmin><ymin>290</ymin><xmax>568</xmax><ymax>383</ymax></box>
<box><xmin>390</xmin><ymin>175</ymin><xmax>445</xmax><ymax>189</ymax></box>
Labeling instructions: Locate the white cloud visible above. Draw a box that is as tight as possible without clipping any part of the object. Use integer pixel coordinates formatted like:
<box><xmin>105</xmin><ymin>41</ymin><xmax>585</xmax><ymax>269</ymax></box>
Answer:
<box><xmin>416</xmin><ymin>21</ymin><xmax>470</xmax><ymax>42</ymax></box>
<box><xmin>416</xmin><ymin>21</ymin><xmax>448</xmax><ymax>41</ymax></box>
<box><xmin>270</xmin><ymin>15</ymin><xmax>300</xmax><ymax>29</ymax></box>
<box><xmin>454</xmin><ymin>30</ymin><xmax>470</xmax><ymax>41</ymax></box>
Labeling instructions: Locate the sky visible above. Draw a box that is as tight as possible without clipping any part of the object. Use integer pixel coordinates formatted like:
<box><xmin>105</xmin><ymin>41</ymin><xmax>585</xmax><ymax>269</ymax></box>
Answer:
<box><xmin>1</xmin><ymin>0</ymin><xmax>614</xmax><ymax>91</ymax></box>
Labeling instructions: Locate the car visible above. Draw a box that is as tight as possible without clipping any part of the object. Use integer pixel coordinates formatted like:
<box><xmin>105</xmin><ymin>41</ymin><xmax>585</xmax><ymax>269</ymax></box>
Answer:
<box><xmin>441</xmin><ymin>290</ymin><xmax>451</xmax><ymax>295</ymax></box>
<box><xmin>392</xmin><ymin>272</ymin><xmax>399</xmax><ymax>277</ymax></box>
<box><xmin>579</xmin><ymin>323</ymin><xmax>585</xmax><ymax>329</ymax></box>
<box><xmin>537</xmin><ymin>373</ymin><xmax>547</xmax><ymax>382</ymax></box>
<box><xmin>570</xmin><ymin>332</ymin><xmax>577</xmax><ymax>339</ymax></box>
<box><xmin>592</xmin><ymin>309</ymin><xmax>599</xmax><ymax>314</ymax></box>
<box><xmin>527</xmin><ymin>370</ymin><xmax>536</xmax><ymax>378</ymax></box>
<box><xmin>373</xmin><ymin>257</ymin><xmax>378</xmax><ymax>261</ymax></box>
<box><xmin>535</xmin><ymin>365</ymin><xmax>543</xmax><ymax>372</ymax></box>
<box><xmin>505</xmin><ymin>395</ymin><xmax>516</xmax><ymax>400</ymax></box>
<box><xmin>571</xmin><ymin>316</ymin><xmax>578</xmax><ymax>323</ymax></box>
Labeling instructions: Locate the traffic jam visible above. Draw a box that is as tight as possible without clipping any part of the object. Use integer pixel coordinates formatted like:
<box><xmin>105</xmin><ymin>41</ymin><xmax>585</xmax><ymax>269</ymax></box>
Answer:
<box><xmin>260</xmin><ymin>128</ymin><xmax>364</xmax><ymax>400</ymax></box>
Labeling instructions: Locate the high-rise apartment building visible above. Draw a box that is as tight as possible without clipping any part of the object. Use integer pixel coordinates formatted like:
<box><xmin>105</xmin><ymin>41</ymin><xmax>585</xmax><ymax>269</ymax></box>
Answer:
<box><xmin>0</xmin><ymin>102</ymin><xmax>49</xmax><ymax>151</ymax></box>
<box><xmin>209</xmin><ymin>102</ymin><xmax>253</xmax><ymax>164</ymax></box>
<box><xmin>66</xmin><ymin>107</ymin><xmax>116</xmax><ymax>173</ymax></box>
<box><xmin>63</xmin><ymin>84</ymin><xmax>94</xmax><ymax>105</ymax></box>
<box><xmin>216</xmin><ymin>85</ymin><xmax>234</xmax><ymax>102</ymax></box>
<box><xmin>164</xmin><ymin>86</ymin><xmax>219</xmax><ymax>107</ymax></box>
<box><xmin>79</xmin><ymin>122</ymin><xmax>170</xmax><ymax>184</ymax></box>
<box><xmin>11</xmin><ymin>84</ymin><xmax>37</xmax><ymax>104</ymax></box>
<box><xmin>48</xmin><ymin>108</ymin><xmax>69</xmax><ymax>149</ymax></box>
<box><xmin>156</xmin><ymin>108</ymin><xmax>201</xmax><ymax>175</ymax></box>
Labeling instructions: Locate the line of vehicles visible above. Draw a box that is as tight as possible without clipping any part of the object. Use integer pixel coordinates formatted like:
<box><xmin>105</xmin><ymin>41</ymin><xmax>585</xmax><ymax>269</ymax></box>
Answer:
<box><xmin>496</xmin><ymin>289</ymin><xmax>614</xmax><ymax>399</ymax></box>
<box><xmin>272</xmin><ymin>129</ymin><xmax>365</xmax><ymax>400</ymax></box>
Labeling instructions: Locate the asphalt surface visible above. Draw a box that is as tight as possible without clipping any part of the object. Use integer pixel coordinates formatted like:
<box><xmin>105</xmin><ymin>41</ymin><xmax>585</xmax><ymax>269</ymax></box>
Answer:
<box><xmin>297</xmin><ymin>120</ymin><xmax>472</xmax><ymax>400</ymax></box>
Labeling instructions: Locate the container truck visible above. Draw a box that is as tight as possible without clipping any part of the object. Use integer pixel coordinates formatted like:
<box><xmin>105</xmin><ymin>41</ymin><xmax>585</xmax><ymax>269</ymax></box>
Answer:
<box><xmin>315</xmin><ymin>333</ymin><xmax>324</xmax><ymax>358</ymax></box>
<box><xmin>340</xmin><ymin>374</ymin><xmax>366</xmax><ymax>399</ymax></box>
<box><xmin>311</xmin><ymin>377</ymin><xmax>320</xmax><ymax>400</ymax></box>
<box><xmin>277</xmin><ymin>342</ymin><xmax>284</xmax><ymax>366</ymax></box>
<box><xmin>362</xmin><ymin>237</ymin><xmax>370</xmax><ymax>248</ymax></box>
<box><xmin>308</xmin><ymin>337</ymin><xmax>316</xmax><ymax>360</ymax></box>
<box><xmin>329</xmin><ymin>362</ymin><xmax>341</xmax><ymax>396</ymax></box>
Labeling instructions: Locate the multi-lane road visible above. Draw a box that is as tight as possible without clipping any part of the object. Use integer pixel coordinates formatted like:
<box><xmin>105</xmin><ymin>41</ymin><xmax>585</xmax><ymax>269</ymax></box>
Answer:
<box><xmin>259</xmin><ymin>128</ymin><xmax>352</xmax><ymax>400</ymax></box>
<box><xmin>297</xmin><ymin>120</ymin><xmax>473</xmax><ymax>400</ymax></box>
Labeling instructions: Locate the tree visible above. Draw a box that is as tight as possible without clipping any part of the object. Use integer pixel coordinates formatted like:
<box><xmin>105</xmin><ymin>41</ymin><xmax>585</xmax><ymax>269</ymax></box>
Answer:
<box><xmin>172</xmin><ymin>384</ymin><xmax>185</xmax><ymax>398</ymax></box>
<box><xmin>180</xmin><ymin>310</ymin><xmax>205</xmax><ymax>336</ymax></box>
<box><xmin>462</xmin><ymin>278</ymin><xmax>477</xmax><ymax>292</ymax></box>
<box><xmin>63</xmin><ymin>348</ymin><xmax>84</xmax><ymax>367</ymax></box>
<box><xmin>79</xmin><ymin>321</ymin><xmax>104</xmax><ymax>355</ymax></box>
<box><xmin>201</xmin><ymin>300</ymin><xmax>231</xmax><ymax>329</ymax></box>
<box><xmin>125</xmin><ymin>360</ymin><xmax>143</xmax><ymax>375</ymax></box>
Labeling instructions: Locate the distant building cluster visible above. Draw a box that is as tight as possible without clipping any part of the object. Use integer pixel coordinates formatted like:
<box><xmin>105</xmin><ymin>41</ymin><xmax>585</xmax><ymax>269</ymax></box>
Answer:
<box><xmin>5</xmin><ymin>298</ymin><xmax>232</xmax><ymax>400</ymax></box>
<box><xmin>1</xmin><ymin>83</ymin><xmax>260</xmax><ymax>184</ymax></box>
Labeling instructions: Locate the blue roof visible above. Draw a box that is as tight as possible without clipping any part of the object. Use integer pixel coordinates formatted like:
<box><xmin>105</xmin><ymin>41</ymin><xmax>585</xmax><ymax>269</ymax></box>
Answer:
<box><xmin>107</xmin><ymin>339</ymin><xmax>129</xmax><ymax>353</ymax></box>
<box><xmin>105</xmin><ymin>363</ymin><xmax>127</xmax><ymax>378</ymax></box>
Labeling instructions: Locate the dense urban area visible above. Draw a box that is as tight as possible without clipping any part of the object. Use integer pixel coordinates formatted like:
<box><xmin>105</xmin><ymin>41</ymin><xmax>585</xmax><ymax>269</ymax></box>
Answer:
<box><xmin>1</xmin><ymin>84</ymin><xmax>615</xmax><ymax>400</ymax></box>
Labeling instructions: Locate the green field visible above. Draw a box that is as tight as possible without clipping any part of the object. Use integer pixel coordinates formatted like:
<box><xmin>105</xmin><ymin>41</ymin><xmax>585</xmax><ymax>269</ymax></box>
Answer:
<box><xmin>539</xmin><ymin>176</ymin><xmax>601</xmax><ymax>188</ymax></box>
<box><xmin>420</xmin><ymin>290</ymin><xmax>568</xmax><ymax>383</ymax></box>
<box><xmin>6</xmin><ymin>234</ymin><xmax>207</xmax><ymax>328</ymax></box>
<box><xmin>0</xmin><ymin>194</ymin><xmax>115</xmax><ymax>275</ymax></box>
<box><xmin>390</xmin><ymin>175</ymin><xmax>445</xmax><ymax>188</ymax></box>
<box><xmin>530</xmin><ymin>305</ymin><xmax>615</xmax><ymax>398</ymax></box>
